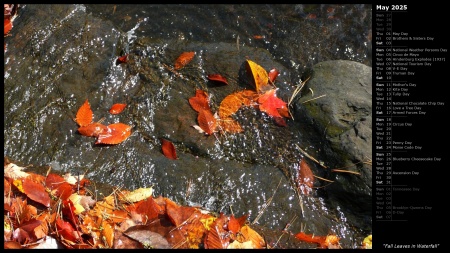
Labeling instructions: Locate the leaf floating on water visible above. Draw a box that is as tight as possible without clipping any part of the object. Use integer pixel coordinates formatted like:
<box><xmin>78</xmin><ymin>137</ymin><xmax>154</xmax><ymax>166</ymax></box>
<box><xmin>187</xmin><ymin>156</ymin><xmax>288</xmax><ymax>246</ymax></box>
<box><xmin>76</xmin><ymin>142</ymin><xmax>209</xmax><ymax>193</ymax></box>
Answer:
<box><xmin>161</xmin><ymin>138</ymin><xmax>177</xmax><ymax>160</ymax></box>
<box><xmin>174</xmin><ymin>51</ymin><xmax>195</xmax><ymax>70</ymax></box>
<box><xmin>96</xmin><ymin>123</ymin><xmax>132</xmax><ymax>145</ymax></box>
<box><xmin>75</xmin><ymin>99</ymin><xmax>93</xmax><ymax>127</ymax></box>
<box><xmin>207</xmin><ymin>74</ymin><xmax>228</xmax><ymax>85</ymax></box>
<box><xmin>115</xmin><ymin>54</ymin><xmax>129</xmax><ymax>65</ymax></box>
<box><xmin>297</xmin><ymin>159</ymin><xmax>315</xmax><ymax>195</ymax></box>
<box><xmin>268</xmin><ymin>68</ymin><xmax>279</xmax><ymax>83</ymax></box>
<box><xmin>109</xmin><ymin>103</ymin><xmax>127</xmax><ymax>115</ymax></box>
<box><xmin>246</xmin><ymin>60</ymin><xmax>273</xmax><ymax>93</ymax></box>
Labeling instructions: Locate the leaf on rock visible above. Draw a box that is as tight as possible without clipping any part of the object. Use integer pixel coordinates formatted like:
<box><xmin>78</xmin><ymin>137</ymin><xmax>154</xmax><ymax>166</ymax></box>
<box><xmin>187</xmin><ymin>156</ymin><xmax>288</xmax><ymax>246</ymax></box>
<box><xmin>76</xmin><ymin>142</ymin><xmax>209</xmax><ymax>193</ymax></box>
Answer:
<box><xmin>124</xmin><ymin>226</ymin><xmax>171</xmax><ymax>249</ymax></box>
<box><xmin>218</xmin><ymin>90</ymin><xmax>258</xmax><ymax>119</ymax></box>
<box><xmin>239</xmin><ymin>225</ymin><xmax>265</xmax><ymax>248</ymax></box>
<box><xmin>197</xmin><ymin>109</ymin><xmax>218</xmax><ymax>135</ymax></box>
<box><xmin>294</xmin><ymin>232</ymin><xmax>339</xmax><ymax>249</ymax></box>
<box><xmin>109</xmin><ymin>103</ymin><xmax>127</xmax><ymax>115</ymax></box>
<box><xmin>78</xmin><ymin>122</ymin><xmax>108</xmax><ymax>137</ymax></box>
<box><xmin>246</xmin><ymin>60</ymin><xmax>273</xmax><ymax>93</ymax></box>
<box><xmin>161</xmin><ymin>138</ymin><xmax>177</xmax><ymax>160</ymax></box>
<box><xmin>257</xmin><ymin>89</ymin><xmax>287</xmax><ymax>118</ymax></box>
<box><xmin>218</xmin><ymin>117</ymin><xmax>243</xmax><ymax>134</ymax></box>
<box><xmin>227</xmin><ymin>215</ymin><xmax>241</xmax><ymax>234</ymax></box>
<box><xmin>268</xmin><ymin>68</ymin><xmax>279</xmax><ymax>83</ymax></box>
<box><xmin>22</xmin><ymin>178</ymin><xmax>51</xmax><ymax>207</ymax></box>
<box><xmin>204</xmin><ymin>213</ymin><xmax>230</xmax><ymax>249</ymax></box>
<box><xmin>165</xmin><ymin>198</ymin><xmax>197</xmax><ymax>227</ymax></box>
<box><xmin>115</xmin><ymin>54</ymin><xmax>129</xmax><ymax>66</ymax></box>
<box><xmin>4</xmin><ymin>18</ymin><xmax>13</xmax><ymax>36</ymax></box>
<box><xmin>4</xmin><ymin>163</ymin><xmax>29</xmax><ymax>179</ymax></box>
<box><xmin>75</xmin><ymin>99</ymin><xmax>93</xmax><ymax>127</ymax></box>
<box><xmin>96</xmin><ymin>123</ymin><xmax>132</xmax><ymax>145</ymax></box>
<box><xmin>174</xmin><ymin>51</ymin><xmax>195</xmax><ymax>70</ymax></box>
<box><xmin>189</xmin><ymin>89</ymin><xmax>210</xmax><ymax>113</ymax></box>
<box><xmin>135</xmin><ymin>196</ymin><xmax>164</xmax><ymax>222</ymax></box>
<box><xmin>297</xmin><ymin>159</ymin><xmax>315</xmax><ymax>195</ymax></box>
<box><xmin>207</xmin><ymin>74</ymin><xmax>228</xmax><ymax>85</ymax></box>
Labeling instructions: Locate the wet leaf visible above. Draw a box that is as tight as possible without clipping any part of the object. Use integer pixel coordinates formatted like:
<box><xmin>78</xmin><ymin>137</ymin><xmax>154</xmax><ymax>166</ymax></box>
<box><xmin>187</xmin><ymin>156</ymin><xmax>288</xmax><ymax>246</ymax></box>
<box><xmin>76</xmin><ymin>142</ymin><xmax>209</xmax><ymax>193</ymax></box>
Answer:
<box><xmin>165</xmin><ymin>198</ymin><xmax>196</xmax><ymax>227</ymax></box>
<box><xmin>174</xmin><ymin>51</ymin><xmax>195</xmax><ymax>70</ymax></box>
<box><xmin>297</xmin><ymin>159</ymin><xmax>315</xmax><ymax>195</ymax></box>
<box><xmin>78</xmin><ymin>122</ymin><xmax>108</xmax><ymax>137</ymax></box>
<box><xmin>96</xmin><ymin>123</ymin><xmax>132</xmax><ymax>145</ymax></box>
<box><xmin>257</xmin><ymin>89</ymin><xmax>288</xmax><ymax>118</ymax></box>
<box><xmin>218</xmin><ymin>117</ymin><xmax>243</xmax><ymax>134</ymax></box>
<box><xmin>268</xmin><ymin>68</ymin><xmax>279</xmax><ymax>83</ymax></box>
<box><xmin>135</xmin><ymin>196</ymin><xmax>164</xmax><ymax>222</ymax></box>
<box><xmin>161</xmin><ymin>138</ymin><xmax>177</xmax><ymax>160</ymax></box>
<box><xmin>115</xmin><ymin>54</ymin><xmax>129</xmax><ymax>65</ymax></box>
<box><xmin>113</xmin><ymin>230</ymin><xmax>144</xmax><ymax>249</ymax></box>
<box><xmin>218</xmin><ymin>90</ymin><xmax>258</xmax><ymax>119</ymax></box>
<box><xmin>109</xmin><ymin>103</ymin><xmax>127</xmax><ymax>114</ymax></box>
<box><xmin>273</xmin><ymin>116</ymin><xmax>287</xmax><ymax>127</ymax></box>
<box><xmin>294</xmin><ymin>232</ymin><xmax>339</xmax><ymax>249</ymax></box>
<box><xmin>75</xmin><ymin>99</ymin><xmax>93</xmax><ymax>127</ymax></box>
<box><xmin>46</xmin><ymin>173</ymin><xmax>74</xmax><ymax>201</ymax></box>
<box><xmin>227</xmin><ymin>240</ymin><xmax>255</xmax><ymax>249</ymax></box>
<box><xmin>246</xmin><ymin>60</ymin><xmax>273</xmax><ymax>93</ymax></box>
<box><xmin>227</xmin><ymin>215</ymin><xmax>241</xmax><ymax>234</ymax></box>
<box><xmin>207</xmin><ymin>74</ymin><xmax>228</xmax><ymax>85</ymax></box>
<box><xmin>101</xmin><ymin>220</ymin><xmax>115</xmax><ymax>248</ymax></box>
<box><xmin>4</xmin><ymin>18</ymin><xmax>13</xmax><ymax>35</ymax></box>
<box><xmin>189</xmin><ymin>89</ymin><xmax>210</xmax><ymax>113</ymax></box>
<box><xmin>22</xmin><ymin>178</ymin><xmax>51</xmax><ymax>207</ymax></box>
<box><xmin>204</xmin><ymin>213</ymin><xmax>230</xmax><ymax>249</ymax></box>
<box><xmin>197</xmin><ymin>109</ymin><xmax>218</xmax><ymax>135</ymax></box>
<box><xmin>239</xmin><ymin>225</ymin><xmax>265</xmax><ymax>248</ymax></box>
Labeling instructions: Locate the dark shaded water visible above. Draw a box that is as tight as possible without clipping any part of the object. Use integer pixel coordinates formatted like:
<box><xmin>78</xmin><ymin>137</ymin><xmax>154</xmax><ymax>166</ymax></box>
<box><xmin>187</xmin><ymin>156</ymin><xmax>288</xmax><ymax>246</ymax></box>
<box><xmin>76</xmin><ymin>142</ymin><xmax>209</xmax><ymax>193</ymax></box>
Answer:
<box><xmin>4</xmin><ymin>4</ymin><xmax>372</xmax><ymax>248</ymax></box>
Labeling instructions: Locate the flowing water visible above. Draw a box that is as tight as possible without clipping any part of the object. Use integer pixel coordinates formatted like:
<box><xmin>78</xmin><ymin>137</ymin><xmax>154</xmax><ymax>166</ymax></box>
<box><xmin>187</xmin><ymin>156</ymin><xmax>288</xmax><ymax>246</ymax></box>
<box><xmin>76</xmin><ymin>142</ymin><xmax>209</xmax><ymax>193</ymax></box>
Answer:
<box><xmin>4</xmin><ymin>4</ymin><xmax>372</xmax><ymax>248</ymax></box>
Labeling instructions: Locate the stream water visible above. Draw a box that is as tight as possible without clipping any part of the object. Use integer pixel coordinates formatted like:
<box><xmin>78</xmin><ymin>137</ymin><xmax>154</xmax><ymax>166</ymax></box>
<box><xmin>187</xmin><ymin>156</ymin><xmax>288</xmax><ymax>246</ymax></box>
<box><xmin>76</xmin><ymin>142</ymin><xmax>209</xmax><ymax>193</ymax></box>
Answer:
<box><xmin>4</xmin><ymin>4</ymin><xmax>372</xmax><ymax>248</ymax></box>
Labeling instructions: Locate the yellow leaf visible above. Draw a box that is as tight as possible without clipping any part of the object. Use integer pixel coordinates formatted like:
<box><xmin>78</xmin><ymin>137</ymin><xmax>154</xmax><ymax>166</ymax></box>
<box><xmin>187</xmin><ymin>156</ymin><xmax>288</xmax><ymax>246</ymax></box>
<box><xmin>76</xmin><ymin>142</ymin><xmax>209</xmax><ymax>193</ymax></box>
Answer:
<box><xmin>200</xmin><ymin>217</ymin><xmax>217</xmax><ymax>230</ymax></box>
<box><xmin>13</xmin><ymin>179</ymin><xmax>24</xmax><ymax>193</ymax></box>
<box><xmin>246</xmin><ymin>60</ymin><xmax>272</xmax><ymax>93</ymax></box>
<box><xmin>122</xmin><ymin>187</ymin><xmax>153</xmax><ymax>203</ymax></box>
<box><xmin>68</xmin><ymin>193</ymin><xmax>86</xmax><ymax>215</ymax></box>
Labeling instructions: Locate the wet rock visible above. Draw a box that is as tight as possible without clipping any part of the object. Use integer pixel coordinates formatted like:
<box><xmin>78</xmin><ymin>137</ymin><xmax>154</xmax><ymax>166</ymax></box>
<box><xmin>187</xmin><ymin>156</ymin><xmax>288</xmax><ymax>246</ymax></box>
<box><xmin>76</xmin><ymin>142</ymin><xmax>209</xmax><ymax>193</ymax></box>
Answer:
<box><xmin>294</xmin><ymin>60</ymin><xmax>372</xmax><ymax>226</ymax></box>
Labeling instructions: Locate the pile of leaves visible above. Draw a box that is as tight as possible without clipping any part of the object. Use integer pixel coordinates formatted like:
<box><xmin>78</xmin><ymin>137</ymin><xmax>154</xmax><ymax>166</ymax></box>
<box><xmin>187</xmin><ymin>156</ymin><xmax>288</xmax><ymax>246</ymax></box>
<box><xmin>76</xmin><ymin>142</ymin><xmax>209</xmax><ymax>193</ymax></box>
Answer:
<box><xmin>4</xmin><ymin>159</ymin><xmax>347</xmax><ymax>249</ymax></box>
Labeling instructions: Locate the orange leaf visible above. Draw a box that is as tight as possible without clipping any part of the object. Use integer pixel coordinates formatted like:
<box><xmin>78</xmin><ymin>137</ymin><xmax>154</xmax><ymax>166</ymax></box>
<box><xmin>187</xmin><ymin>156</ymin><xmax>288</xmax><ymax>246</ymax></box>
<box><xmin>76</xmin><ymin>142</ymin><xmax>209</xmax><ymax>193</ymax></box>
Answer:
<box><xmin>246</xmin><ymin>60</ymin><xmax>273</xmax><ymax>93</ymax></box>
<box><xmin>227</xmin><ymin>215</ymin><xmax>241</xmax><ymax>234</ymax></box>
<box><xmin>75</xmin><ymin>99</ymin><xmax>93</xmax><ymax>127</ymax></box>
<box><xmin>165</xmin><ymin>198</ymin><xmax>197</xmax><ymax>227</ymax></box>
<box><xmin>197</xmin><ymin>109</ymin><xmax>218</xmax><ymax>135</ymax></box>
<box><xmin>218</xmin><ymin>90</ymin><xmax>258</xmax><ymax>119</ymax></box>
<box><xmin>204</xmin><ymin>213</ymin><xmax>230</xmax><ymax>249</ymax></box>
<box><xmin>207</xmin><ymin>74</ymin><xmax>228</xmax><ymax>85</ymax></box>
<box><xmin>294</xmin><ymin>232</ymin><xmax>335</xmax><ymax>249</ymax></box>
<box><xmin>257</xmin><ymin>89</ymin><xmax>287</xmax><ymax>118</ymax></box>
<box><xmin>22</xmin><ymin>178</ymin><xmax>51</xmax><ymax>207</ymax></box>
<box><xmin>45</xmin><ymin>174</ymin><xmax>74</xmax><ymax>201</ymax></box>
<box><xmin>174</xmin><ymin>51</ymin><xmax>195</xmax><ymax>70</ymax></box>
<box><xmin>109</xmin><ymin>103</ymin><xmax>127</xmax><ymax>114</ymax></box>
<box><xmin>239</xmin><ymin>225</ymin><xmax>265</xmax><ymax>249</ymax></box>
<box><xmin>96</xmin><ymin>123</ymin><xmax>132</xmax><ymax>145</ymax></box>
<box><xmin>78</xmin><ymin>122</ymin><xmax>108</xmax><ymax>137</ymax></box>
<box><xmin>4</xmin><ymin>19</ymin><xmax>13</xmax><ymax>36</ymax></box>
<box><xmin>297</xmin><ymin>159</ymin><xmax>315</xmax><ymax>195</ymax></box>
<box><xmin>218</xmin><ymin>117</ymin><xmax>243</xmax><ymax>134</ymax></box>
<box><xmin>115</xmin><ymin>54</ymin><xmax>128</xmax><ymax>66</ymax></box>
<box><xmin>161</xmin><ymin>138</ymin><xmax>177</xmax><ymax>160</ymax></box>
<box><xmin>189</xmin><ymin>89</ymin><xmax>210</xmax><ymax>113</ymax></box>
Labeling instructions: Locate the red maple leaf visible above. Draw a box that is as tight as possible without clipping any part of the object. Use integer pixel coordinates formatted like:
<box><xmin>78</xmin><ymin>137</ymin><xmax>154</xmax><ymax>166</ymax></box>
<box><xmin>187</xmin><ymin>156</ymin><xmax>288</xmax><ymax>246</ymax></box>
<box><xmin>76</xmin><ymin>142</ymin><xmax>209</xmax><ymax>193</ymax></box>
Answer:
<box><xmin>257</xmin><ymin>89</ymin><xmax>287</xmax><ymax>118</ymax></box>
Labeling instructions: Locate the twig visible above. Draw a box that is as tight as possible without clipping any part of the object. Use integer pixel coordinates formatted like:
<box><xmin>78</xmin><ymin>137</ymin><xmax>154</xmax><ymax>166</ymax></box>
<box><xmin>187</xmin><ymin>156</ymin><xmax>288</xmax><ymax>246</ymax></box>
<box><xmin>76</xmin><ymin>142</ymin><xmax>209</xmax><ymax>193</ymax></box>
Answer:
<box><xmin>295</xmin><ymin>144</ymin><xmax>327</xmax><ymax>169</ymax></box>
<box><xmin>252</xmin><ymin>178</ymin><xmax>282</xmax><ymax>225</ymax></box>
<box><xmin>301</xmin><ymin>94</ymin><xmax>326</xmax><ymax>104</ymax></box>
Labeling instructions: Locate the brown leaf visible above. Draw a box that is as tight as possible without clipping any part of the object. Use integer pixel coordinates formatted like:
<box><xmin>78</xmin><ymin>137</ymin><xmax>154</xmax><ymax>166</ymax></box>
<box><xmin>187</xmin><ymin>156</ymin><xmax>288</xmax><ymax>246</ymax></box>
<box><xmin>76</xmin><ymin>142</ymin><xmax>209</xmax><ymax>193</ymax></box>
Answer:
<box><xmin>297</xmin><ymin>159</ymin><xmax>315</xmax><ymax>195</ymax></box>
<box><xmin>45</xmin><ymin>173</ymin><xmax>74</xmax><ymax>201</ymax></box>
<box><xmin>207</xmin><ymin>74</ymin><xmax>228</xmax><ymax>85</ymax></box>
<box><xmin>204</xmin><ymin>213</ymin><xmax>230</xmax><ymax>249</ymax></box>
<box><xmin>96</xmin><ymin>123</ymin><xmax>132</xmax><ymax>145</ymax></box>
<box><xmin>165</xmin><ymin>198</ymin><xmax>197</xmax><ymax>227</ymax></box>
<box><xmin>124</xmin><ymin>227</ymin><xmax>171</xmax><ymax>249</ymax></box>
<box><xmin>174</xmin><ymin>51</ymin><xmax>195</xmax><ymax>70</ymax></box>
<box><xmin>135</xmin><ymin>196</ymin><xmax>164</xmax><ymax>222</ymax></box>
<box><xmin>75</xmin><ymin>99</ymin><xmax>93</xmax><ymax>127</ymax></box>
<box><xmin>188</xmin><ymin>89</ymin><xmax>210</xmax><ymax>113</ymax></box>
<box><xmin>197</xmin><ymin>109</ymin><xmax>217</xmax><ymax>135</ymax></box>
<box><xmin>161</xmin><ymin>138</ymin><xmax>177</xmax><ymax>160</ymax></box>
<box><xmin>239</xmin><ymin>225</ymin><xmax>265</xmax><ymax>248</ymax></box>
<box><xmin>22</xmin><ymin>178</ymin><xmax>51</xmax><ymax>207</ymax></box>
<box><xmin>268</xmin><ymin>68</ymin><xmax>279</xmax><ymax>83</ymax></box>
<box><xmin>109</xmin><ymin>103</ymin><xmax>127</xmax><ymax>114</ymax></box>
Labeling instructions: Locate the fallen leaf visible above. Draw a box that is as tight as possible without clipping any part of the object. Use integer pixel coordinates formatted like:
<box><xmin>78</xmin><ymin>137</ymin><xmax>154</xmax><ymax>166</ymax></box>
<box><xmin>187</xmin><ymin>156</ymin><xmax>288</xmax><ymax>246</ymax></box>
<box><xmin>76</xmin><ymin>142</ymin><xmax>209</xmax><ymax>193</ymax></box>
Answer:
<box><xmin>161</xmin><ymin>138</ymin><xmax>177</xmax><ymax>160</ymax></box>
<box><xmin>46</xmin><ymin>173</ymin><xmax>74</xmax><ymax>201</ymax></box>
<box><xmin>197</xmin><ymin>109</ymin><xmax>218</xmax><ymax>135</ymax></box>
<box><xmin>75</xmin><ymin>99</ymin><xmax>93</xmax><ymax>127</ymax></box>
<box><xmin>218</xmin><ymin>117</ymin><xmax>243</xmax><ymax>133</ymax></box>
<box><xmin>124</xmin><ymin>226</ymin><xmax>171</xmax><ymax>249</ymax></box>
<box><xmin>297</xmin><ymin>159</ymin><xmax>315</xmax><ymax>195</ymax></box>
<box><xmin>189</xmin><ymin>89</ymin><xmax>210</xmax><ymax>113</ymax></box>
<box><xmin>246</xmin><ymin>60</ymin><xmax>273</xmax><ymax>93</ymax></box>
<box><xmin>4</xmin><ymin>18</ymin><xmax>13</xmax><ymax>36</ymax></box>
<box><xmin>239</xmin><ymin>225</ymin><xmax>265</xmax><ymax>248</ymax></box>
<box><xmin>207</xmin><ymin>74</ymin><xmax>228</xmax><ymax>85</ymax></box>
<box><xmin>109</xmin><ymin>103</ymin><xmax>127</xmax><ymax>114</ymax></box>
<box><xmin>115</xmin><ymin>54</ymin><xmax>129</xmax><ymax>65</ymax></box>
<box><xmin>257</xmin><ymin>89</ymin><xmax>288</xmax><ymax>118</ymax></box>
<box><xmin>204</xmin><ymin>213</ymin><xmax>230</xmax><ymax>249</ymax></box>
<box><xmin>22</xmin><ymin>178</ymin><xmax>51</xmax><ymax>207</ymax></box>
<box><xmin>96</xmin><ymin>123</ymin><xmax>132</xmax><ymax>145</ymax></box>
<box><xmin>294</xmin><ymin>232</ymin><xmax>339</xmax><ymax>249</ymax></box>
<box><xmin>4</xmin><ymin>163</ymin><xmax>29</xmax><ymax>179</ymax></box>
<box><xmin>78</xmin><ymin>122</ymin><xmax>108</xmax><ymax>137</ymax></box>
<box><xmin>218</xmin><ymin>90</ymin><xmax>258</xmax><ymax>119</ymax></box>
<box><xmin>55</xmin><ymin>217</ymin><xmax>80</xmax><ymax>244</ymax></box>
<box><xmin>174</xmin><ymin>51</ymin><xmax>195</xmax><ymax>70</ymax></box>
<box><xmin>122</xmin><ymin>187</ymin><xmax>154</xmax><ymax>203</ymax></box>
<box><xmin>268</xmin><ymin>68</ymin><xmax>279</xmax><ymax>83</ymax></box>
